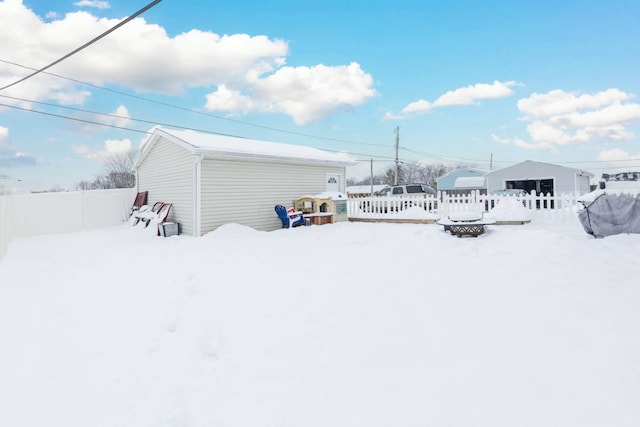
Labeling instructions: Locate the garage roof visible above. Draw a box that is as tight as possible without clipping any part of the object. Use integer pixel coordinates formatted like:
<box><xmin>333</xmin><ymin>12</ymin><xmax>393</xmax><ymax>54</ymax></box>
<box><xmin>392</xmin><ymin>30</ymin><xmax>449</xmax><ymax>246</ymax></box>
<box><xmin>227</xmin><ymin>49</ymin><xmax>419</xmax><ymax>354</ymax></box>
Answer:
<box><xmin>135</xmin><ymin>127</ymin><xmax>356</xmax><ymax>168</ymax></box>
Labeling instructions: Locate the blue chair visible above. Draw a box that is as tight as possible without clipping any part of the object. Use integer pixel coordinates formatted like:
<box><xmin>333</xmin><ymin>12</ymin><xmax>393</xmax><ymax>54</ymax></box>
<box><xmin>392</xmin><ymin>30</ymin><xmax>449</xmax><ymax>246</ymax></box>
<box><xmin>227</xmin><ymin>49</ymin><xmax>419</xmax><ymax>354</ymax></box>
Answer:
<box><xmin>275</xmin><ymin>205</ymin><xmax>305</xmax><ymax>228</ymax></box>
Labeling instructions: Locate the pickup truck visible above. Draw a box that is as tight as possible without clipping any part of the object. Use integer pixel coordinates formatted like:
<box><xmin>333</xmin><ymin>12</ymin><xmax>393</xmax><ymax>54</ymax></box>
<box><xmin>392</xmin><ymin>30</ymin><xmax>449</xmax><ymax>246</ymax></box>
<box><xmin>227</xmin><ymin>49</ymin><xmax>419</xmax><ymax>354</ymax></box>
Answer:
<box><xmin>360</xmin><ymin>184</ymin><xmax>437</xmax><ymax>213</ymax></box>
<box><xmin>377</xmin><ymin>184</ymin><xmax>436</xmax><ymax>196</ymax></box>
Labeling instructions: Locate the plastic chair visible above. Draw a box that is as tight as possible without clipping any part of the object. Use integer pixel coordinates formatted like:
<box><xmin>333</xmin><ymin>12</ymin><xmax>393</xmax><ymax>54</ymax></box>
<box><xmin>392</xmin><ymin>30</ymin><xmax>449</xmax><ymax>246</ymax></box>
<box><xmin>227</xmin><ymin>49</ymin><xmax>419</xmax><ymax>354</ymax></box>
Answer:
<box><xmin>129</xmin><ymin>191</ymin><xmax>148</xmax><ymax>217</ymax></box>
<box><xmin>274</xmin><ymin>205</ymin><xmax>304</xmax><ymax>228</ymax></box>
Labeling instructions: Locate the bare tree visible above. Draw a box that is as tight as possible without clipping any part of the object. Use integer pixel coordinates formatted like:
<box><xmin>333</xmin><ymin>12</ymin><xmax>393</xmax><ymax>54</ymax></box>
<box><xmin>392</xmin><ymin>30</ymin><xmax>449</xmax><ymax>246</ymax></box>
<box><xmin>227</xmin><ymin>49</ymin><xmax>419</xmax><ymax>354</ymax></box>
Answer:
<box><xmin>413</xmin><ymin>163</ymin><xmax>452</xmax><ymax>190</ymax></box>
<box><xmin>351</xmin><ymin>162</ymin><xmax>456</xmax><ymax>189</ymax></box>
<box><xmin>378</xmin><ymin>162</ymin><xmax>453</xmax><ymax>188</ymax></box>
<box><xmin>76</xmin><ymin>150</ymin><xmax>136</xmax><ymax>190</ymax></box>
<box><xmin>103</xmin><ymin>150</ymin><xmax>136</xmax><ymax>188</ymax></box>
<box><xmin>348</xmin><ymin>174</ymin><xmax>388</xmax><ymax>186</ymax></box>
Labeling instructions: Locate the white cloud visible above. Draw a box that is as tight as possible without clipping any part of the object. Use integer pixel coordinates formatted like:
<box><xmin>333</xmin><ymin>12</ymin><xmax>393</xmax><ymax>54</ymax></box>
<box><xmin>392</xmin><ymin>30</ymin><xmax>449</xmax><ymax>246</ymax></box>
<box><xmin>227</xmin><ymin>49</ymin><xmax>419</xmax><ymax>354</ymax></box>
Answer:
<box><xmin>0</xmin><ymin>126</ymin><xmax>8</xmax><ymax>144</ymax></box>
<box><xmin>73</xmin><ymin>1</ymin><xmax>110</xmax><ymax>9</ymax></box>
<box><xmin>512</xmin><ymin>138</ymin><xmax>557</xmax><ymax>152</ymax></box>
<box><xmin>517</xmin><ymin>89</ymin><xmax>631</xmax><ymax>118</ymax></box>
<box><xmin>596</xmin><ymin>148</ymin><xmax>640</xmax><ymax>170</ymax></box>
<box><xmin>107</xmin><ymin>105</ymin><xmax>131</xmax><ymax>128</ymax></box>
<box><xmin>205</xmin><ymin>85</ymin><xmax>255</xmax><ymax>114</ymax></box>
<box><xmin>0</xmin><ymin>3</ymin><xmax>289</xmax><ymax>95</ymax></box>
<box><xmin>205</xmin><ymin>63</ymin><xmax>376</xmax><ymax>125</ymax></box>
<box><xmin>0</xmin><ymin>2</ymin><xmax>374</xmax><ymax>125</ymax></box>
<box><xmin>401</xmin><ymin>81</ymin><xmax>516</xmax><ymax>114</ymax></box>
<box><xmin>0</xmin><ymin>126</ymin><xmax>38</xmax><ymax>167</ymax></box>
<box><xmin>75</xmin><ymin>138</ymin><xmax>132</xmax><ymax>161</ymax></box>
<box><xmin>491</xmin><ymin>134</ymin><xmax>511</xmax><ymax>145</ymax></box>
<box><xmin>103</xmin><ymin>138</ymin><xmax>131</xmax><ymax>154</ymax></box>
<box><xmin>491</xmin><ymin>134</ymin><xmax>556</xmax><ymax>152</ymax></box>
<box><xmin>72</xmin><ymin>145</ymin><xmax>91</xmax><ymax>156</ymax></box>
<box><xmin>402</xmin><ymin>100</ymin><xmax>433</xmax><ymax>114</ymax></box>
<box><xmin>381</xmin><ymin>111</ymin><xmax>405</xmax><ymax>122</ymax></box>
<box><xmin>517</xmin><ymin>89</ymin><xmax>640</xmax><ymax>147</ymax></box>
<box><xmin>597</xmin><ymin>148</ymin><xmax>632</xmax><ymax>162</ymax></box>
<box><xmin>434</xmin><ymin>81</ymin><xmax>516</xmax><ymax>107</ymax></box>
<box><xmin>74</xmin><ymin>105</ymin><xmax>130</xmax><ymax>133</ymax></box>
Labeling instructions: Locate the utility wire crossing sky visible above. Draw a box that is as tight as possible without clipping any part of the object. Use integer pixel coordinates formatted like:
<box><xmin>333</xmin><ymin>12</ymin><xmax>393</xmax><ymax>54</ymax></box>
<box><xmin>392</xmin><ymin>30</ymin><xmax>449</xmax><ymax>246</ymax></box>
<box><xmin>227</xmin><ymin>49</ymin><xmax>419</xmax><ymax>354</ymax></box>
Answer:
<box><xmin>0</xmin><ymin>0</ymin><xmax>639</xmax><ymax>192</ymax></box>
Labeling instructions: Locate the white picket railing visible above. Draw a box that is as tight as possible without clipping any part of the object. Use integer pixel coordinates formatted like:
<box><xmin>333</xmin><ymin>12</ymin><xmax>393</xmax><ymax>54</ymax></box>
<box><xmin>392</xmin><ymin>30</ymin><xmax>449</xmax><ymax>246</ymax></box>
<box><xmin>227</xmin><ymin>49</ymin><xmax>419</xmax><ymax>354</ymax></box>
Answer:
<box><xmin>348</xmin><ymin>194</ymin><xmax>440</xmax><ymax>220</ymax></box>
<box><xmin>347</xmin><ymin>190</ymin><xmax>583</xmax><ymax>223</ymax></box>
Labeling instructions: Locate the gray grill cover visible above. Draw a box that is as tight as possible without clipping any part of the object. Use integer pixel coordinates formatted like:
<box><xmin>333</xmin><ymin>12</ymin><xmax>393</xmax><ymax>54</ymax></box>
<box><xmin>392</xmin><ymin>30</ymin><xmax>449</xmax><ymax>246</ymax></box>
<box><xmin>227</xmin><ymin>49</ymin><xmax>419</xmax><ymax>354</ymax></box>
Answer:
<box><xmin>578</xmin><ymin>193</ymin><xmax>640</xmax><ymax>238</ymax></box>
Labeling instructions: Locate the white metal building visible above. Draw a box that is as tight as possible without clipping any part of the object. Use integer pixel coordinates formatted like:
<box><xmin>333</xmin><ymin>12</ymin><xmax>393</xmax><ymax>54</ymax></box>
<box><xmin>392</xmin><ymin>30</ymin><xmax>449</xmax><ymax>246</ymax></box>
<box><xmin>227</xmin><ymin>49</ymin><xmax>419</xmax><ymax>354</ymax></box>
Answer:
<box><xmin>484</xmin><ymin>160</ymin><xmax>593</xmax><ymax>196</ymax></box>
<box><xmin>133</xmin><ymin>128</ymin><xmax>356</xmax><ymax>236</ymax></box>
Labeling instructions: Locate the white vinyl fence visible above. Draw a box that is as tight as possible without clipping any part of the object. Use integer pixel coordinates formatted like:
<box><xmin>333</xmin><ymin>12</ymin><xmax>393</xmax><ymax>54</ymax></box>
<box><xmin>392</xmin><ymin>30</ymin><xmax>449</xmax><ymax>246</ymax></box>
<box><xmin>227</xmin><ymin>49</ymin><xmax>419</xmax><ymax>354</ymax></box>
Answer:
<box><xmin>347</xmin><ymin>190</ymin><xmax>583</xmax><ymax>223</ymax></box>
<box><xmin>1</xmin><ymin>188</ymin><xmax>583</xmax><ymax>258</ymax></box>
<box><xmin>0</xmin><ymin>188</ymin><xmax>136</xmax><ymax>258</ymax></box>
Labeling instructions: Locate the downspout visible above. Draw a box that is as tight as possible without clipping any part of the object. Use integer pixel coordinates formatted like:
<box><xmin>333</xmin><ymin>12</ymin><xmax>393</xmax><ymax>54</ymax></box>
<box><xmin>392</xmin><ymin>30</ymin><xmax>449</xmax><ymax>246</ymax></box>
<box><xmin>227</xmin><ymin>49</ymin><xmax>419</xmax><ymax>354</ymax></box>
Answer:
<box><xmin>194</xmin><ymin>154</ymin><xmax>203</xmax><ymax>236</ymax></box>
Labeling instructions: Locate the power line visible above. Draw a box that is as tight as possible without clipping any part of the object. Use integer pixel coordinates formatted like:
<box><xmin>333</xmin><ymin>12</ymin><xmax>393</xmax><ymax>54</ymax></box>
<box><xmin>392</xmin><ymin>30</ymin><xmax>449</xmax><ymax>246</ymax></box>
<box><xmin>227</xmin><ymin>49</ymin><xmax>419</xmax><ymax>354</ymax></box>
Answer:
<box><xmin>9</xmin><ymin>94</ymin><xmax>624</xmax><ymax>170</ymax></box>
<box><xmin>400</xmin><ymin>146</ymin><xmax>640</xmax><ymax>167</ymax></box>
<box><xmin>0</xmin><ymin>102</ymin><xmax>151</xmax><ymax>135</ymax></box>
<box><xmin>3</xmin><ymin>61</ymin><xmax>634</xmax><ymax>169</ymax></box>
<box><xmin>0</xmin><ymin>94</ymin><xmax>264</xmax><ymax>139</ymax></box>
<box><xmin>0</xmin><ymin>0</ymin><xmax>162</xmax><ymax>92</ymax></box>
<box><xmin>0</xmin><ymin>58</ymin><xmax>389</xmax><ymax>149</ymax></box>
<box><xmin>1</xmin><ymin>94</ymin><xmax>409</xmax><ymax>162</ymax></box>
<box><xmin>0</xmin><ymin>100</ymin><xmax>405</xmax><ymax>162</ymax></box>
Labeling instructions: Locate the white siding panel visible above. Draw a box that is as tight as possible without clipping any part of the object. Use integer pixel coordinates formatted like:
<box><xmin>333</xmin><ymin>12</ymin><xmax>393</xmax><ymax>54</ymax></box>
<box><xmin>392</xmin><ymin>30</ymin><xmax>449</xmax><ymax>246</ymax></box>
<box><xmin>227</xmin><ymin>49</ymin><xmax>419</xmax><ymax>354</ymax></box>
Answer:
<box><xmin>137</xmin><ymin>137</ymin><xmax>195</xmax><ymax>235</ymax></box>
<box><xmin>200</xmin><ymin>158</ymin><xmax>344</xmax><ymax>233</ymax></box>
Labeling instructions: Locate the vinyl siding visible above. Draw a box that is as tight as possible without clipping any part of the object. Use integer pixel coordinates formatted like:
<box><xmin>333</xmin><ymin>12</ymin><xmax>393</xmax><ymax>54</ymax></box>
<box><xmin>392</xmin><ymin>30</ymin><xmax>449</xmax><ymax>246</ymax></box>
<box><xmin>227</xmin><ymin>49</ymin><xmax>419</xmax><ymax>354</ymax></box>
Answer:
<box><xmin>200</xmin><ymin>158</ymin><xmax>344</xmax><ymax>233</ymax></box>
<box><xmin>136</xmin><ymin>137</ymin><xmax>195</xmax><ymax>235</ymax></box>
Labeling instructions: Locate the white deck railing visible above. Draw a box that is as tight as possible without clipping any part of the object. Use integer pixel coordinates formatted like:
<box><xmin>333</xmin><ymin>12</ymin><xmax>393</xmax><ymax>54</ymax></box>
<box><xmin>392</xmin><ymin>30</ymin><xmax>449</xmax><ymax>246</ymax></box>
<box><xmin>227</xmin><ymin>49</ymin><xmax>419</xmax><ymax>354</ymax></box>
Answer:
<box><xmin>347</xmin><ymin>190</ymin><xmax>583</xmax><ymax>223</ymax></box>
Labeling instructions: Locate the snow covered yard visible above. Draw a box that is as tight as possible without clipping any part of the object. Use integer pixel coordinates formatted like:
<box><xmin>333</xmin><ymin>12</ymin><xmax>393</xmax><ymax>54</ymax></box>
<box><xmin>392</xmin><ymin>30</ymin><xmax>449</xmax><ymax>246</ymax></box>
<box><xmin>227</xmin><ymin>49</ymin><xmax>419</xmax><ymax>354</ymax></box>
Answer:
<box><xmin>0</xmin><ymin>219</ymin><xmax>639</xmax><ymax>427</ymax></box>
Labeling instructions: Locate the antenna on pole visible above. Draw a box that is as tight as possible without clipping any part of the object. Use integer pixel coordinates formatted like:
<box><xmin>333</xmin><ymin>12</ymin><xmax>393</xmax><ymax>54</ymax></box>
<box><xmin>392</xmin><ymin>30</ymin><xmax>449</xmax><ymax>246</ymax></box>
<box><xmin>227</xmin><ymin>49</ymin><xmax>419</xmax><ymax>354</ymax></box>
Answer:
<box><xmin>394</xmin><ymin>126</ymin><xmax>400</xmax><ymax>185</ymax></box>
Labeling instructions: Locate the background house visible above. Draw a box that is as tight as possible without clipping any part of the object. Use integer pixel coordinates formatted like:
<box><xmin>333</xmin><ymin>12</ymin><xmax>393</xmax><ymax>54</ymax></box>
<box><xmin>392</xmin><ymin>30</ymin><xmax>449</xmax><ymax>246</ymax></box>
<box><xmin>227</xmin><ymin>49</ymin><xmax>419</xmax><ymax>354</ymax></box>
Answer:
<box><xmin>133</xmin><ymin>127</ymin><xmax>356</xmax><ymax>235</ymax></box>
<box><xmin>598</xmin><ymin>171</ymin><xmax>640</xmax><ymax>192</ymax></box>
<box><xmin>484</xmin><ymin>160</ymin><xmax>593</xmax><ymax>196</ymax></box>
<box><xmin>437</xmin><ymin>168</ymin><xmax>486</xmax><ymax>195</ymax></box>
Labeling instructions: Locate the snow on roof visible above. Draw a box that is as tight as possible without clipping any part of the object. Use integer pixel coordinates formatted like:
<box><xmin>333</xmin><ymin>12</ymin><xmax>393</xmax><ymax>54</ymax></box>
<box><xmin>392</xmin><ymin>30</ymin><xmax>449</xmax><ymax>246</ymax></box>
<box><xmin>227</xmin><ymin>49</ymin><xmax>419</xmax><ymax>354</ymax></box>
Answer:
<box><xmin>144</xmin><ymin>127</ymin><xmax>356</xmax><ymax>166</ymax></box>
<box><xmin>454</xmin><ymin>176</ymin><xmax>486</xmax><ymax>189</ymax></box>
<box><xmin>299</xmin><ymin>191</ymin><xmax>347</xmax><ymax>201</ymax></box>
<box><xmin>438</xmin><ymin>168</ymin><xmax>486</xmax><ymax>180</ymax></box>
<box><xmin>485</xmin><ymin>160</ymin><xmax>594</xmax><ymax>178</ymax></box>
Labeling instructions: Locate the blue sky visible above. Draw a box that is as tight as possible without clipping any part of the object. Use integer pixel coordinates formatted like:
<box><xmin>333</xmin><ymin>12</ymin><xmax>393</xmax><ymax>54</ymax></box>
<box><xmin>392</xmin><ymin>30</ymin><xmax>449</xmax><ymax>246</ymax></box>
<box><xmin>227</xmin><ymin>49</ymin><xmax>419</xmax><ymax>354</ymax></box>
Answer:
<box><xmin>1</xmin><ymin>0</ymin><xmax>640</xmax><ymax>192</ymax></box>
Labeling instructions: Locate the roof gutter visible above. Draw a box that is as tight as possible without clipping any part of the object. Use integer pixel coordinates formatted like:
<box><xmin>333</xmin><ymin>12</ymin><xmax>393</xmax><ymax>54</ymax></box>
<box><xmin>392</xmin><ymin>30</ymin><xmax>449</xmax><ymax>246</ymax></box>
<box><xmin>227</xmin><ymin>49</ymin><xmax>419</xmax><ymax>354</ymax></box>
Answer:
<box><xmin>193</xmin><ymin>149</ymin><xmax>357</xmax><ymax>167</ymax></box>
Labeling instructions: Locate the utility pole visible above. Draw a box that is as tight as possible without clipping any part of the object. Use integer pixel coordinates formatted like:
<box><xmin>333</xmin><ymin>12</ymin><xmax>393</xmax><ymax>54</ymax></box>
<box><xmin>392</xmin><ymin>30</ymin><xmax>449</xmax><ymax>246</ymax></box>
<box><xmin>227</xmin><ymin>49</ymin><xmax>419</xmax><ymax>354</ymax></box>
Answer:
<box><xmin>370</xmin><ymin>159</ymin><xmax>374</xmax><ymax>196</ymax></box>
<box><xmin>394</xmin><ymin>126</ymin><xmax>400</xmax><ymax>185</ymax></box>
<box><xmin>490</xmin><ymin>153</ymin><xmax>493</xmax><ymax>171</ymax></box>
